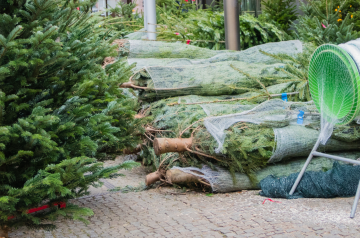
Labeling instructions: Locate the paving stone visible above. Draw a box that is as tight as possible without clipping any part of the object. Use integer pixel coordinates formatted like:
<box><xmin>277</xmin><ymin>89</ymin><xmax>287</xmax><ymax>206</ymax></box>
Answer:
<box><xmin>8</xmin><ymin>158</ymin><xmax>360</xmax><ymax>238</ymax></box>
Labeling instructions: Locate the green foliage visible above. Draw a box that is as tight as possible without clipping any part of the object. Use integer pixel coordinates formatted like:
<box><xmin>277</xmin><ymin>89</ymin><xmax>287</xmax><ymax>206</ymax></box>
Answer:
<box><xmin>0</xmin><ymin>0</ymin><xmax>142</xmax><ymax>231</ymax></box>
<box><xmin>292</xmin><ymin>0</ymin><xmax>360</xmax><ymax>45</ymax></box>
<box><xmin>107</xmin><ymin>0</ymin><xmax>144</xmax><ymax>37</ymax></box>
<box><xmin>193</xmin><ymin>123</ymin><xmax>275</xmax><ymax>182</ymax></box>
<box><xmin>113</xmin><ymin>0</ymin><xmax>138</xmax><ymax>18</ymax></box>
<box><xmin>343</xmin><ymin>0</ymin><xmax>360</xmax><ymax>31</ymax></box>
<box><xmin>258</xmin><ymin>44</ymin><xmax>316</xmax><ymax>101</ymax></box>
<box><xmin>156</xmin><ymin>9</ymin><xmax>287</xmax><ymax>50</ymax></box>
<box><xmin>136</xmin><ymin>46</ymin><xmax>319</xmax><ymax>183</ymax></box>
<box><xmin>139</xmin><ymin>97</ymin><xmax>281</xmax><ymax>183</ymax></box>
<box><xmin>261</xmin><ymin>0</ymin><xmax>298</xmax><ymax>33</ymax></box>
<box><xmin>157</xmin><ymin>0</ymin><xmax>197</xmax><ymax>18</ymax></box>
<box><xmin>0</xmin><ymin>0</ymin><xmax>26</xmax><ymax>15</ymax></box>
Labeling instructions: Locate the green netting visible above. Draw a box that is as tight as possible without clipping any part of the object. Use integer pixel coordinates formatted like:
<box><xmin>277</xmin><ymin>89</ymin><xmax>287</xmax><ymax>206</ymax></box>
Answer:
<box><xmin>309</xmin><ymin>44</ymin><xmax>360</xmax><ymax>125</ymax></box>
<box><xmin>260</xmin><ymin>161</ymin><xmax>360</xmax><ymax>199</ymax></box>
<box><xmin>173</xmin><ymin>152</ymin><xmax>360</xmax><ymax>192</ymax></box>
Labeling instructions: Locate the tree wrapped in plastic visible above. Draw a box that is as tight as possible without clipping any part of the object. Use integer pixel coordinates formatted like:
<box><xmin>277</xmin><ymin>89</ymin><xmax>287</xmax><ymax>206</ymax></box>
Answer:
<box><xmin>0</xmin><ymin>0</ymin><xmax>142</xmax><ymax>236</ymax></box>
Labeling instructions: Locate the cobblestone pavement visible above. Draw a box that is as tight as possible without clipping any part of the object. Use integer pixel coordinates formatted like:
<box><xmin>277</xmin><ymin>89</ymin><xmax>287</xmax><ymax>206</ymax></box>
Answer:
<box><xmin>10</xmin><ymin>156</ymin><xmax>360</xmax><ymax>238</ymax></box>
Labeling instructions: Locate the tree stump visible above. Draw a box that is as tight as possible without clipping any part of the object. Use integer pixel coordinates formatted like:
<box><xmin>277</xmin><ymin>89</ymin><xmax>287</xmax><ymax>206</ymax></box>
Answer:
<box><xmin>153</xmin><ymin>137</ymin><xmax>193</xmax><ymax>155</ymax></box>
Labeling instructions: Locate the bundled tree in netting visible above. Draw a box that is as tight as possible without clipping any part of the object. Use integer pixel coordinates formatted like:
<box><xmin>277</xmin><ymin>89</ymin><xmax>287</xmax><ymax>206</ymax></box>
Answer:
<box><xmin>119</xmin><ymin>39</ymin><xmax>304</xmax><ymax>102</ymax></box>
<box><xmin>137</xmin><ymin>46</ymin><xmax>360</xmax><ymax>187</ymax></box>
<box><xmin>142</xmin><ymin>95</ymin><xmax>360</xmax><ymax>183</ymax></box>
<box><xmin>0</xmin><ymin>0</ymin><xmax>143</xmax><ymax>236</ymax></box>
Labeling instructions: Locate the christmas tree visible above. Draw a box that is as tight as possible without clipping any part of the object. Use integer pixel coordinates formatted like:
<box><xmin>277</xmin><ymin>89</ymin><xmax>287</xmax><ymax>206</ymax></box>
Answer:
<box><xmin>292</xmin><ymin>0</ymin><xmax>359</xmax><ymax>45</ymax></box>
<box><xmin>0</xmin><ymin>0</ymin><xmax>141</xmax><ymax>236</ymax></box>
<box><xmin>261</xmin><ymin>0</ymin><xmax>298</xmax><ymax>33</ymax></box>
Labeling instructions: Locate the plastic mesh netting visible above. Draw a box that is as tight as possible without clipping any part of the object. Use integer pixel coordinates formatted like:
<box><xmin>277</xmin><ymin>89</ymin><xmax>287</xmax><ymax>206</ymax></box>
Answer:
<box><xmin>124</xmin><ymin>29</ymin><xmax>147</xmax><ymax>40</ymax></box>
<box><xmin>128</xmin><ymin>40</ymin><xmax>222</xmax><ymax>59</ymax></box>
<box><xmin>128</xmin><ymin>39</ymin><xmax>302</xmax><ymax>64</ymax></box>
<box><xmin>125</xmin><ymin>40</ymin><xmax>303</xmax><ymax>100</ymax></box>
<box><xmin>172</xmin><ymin>152</ymin><xmax>360</xmax><ymax>192</ymax></box>
<box><xmin>270</xmin><ymin>126</ymin><xmax>360</xmax><ymax>163</ymax></box>
<box><xmin>259</xmin><ymin>161</ymin><xmax>360</xmax><ymax>199</ymax></box>
<box><xmin>146</xmin><ymin>62</ymin><xmax>286</xmax><ymax>93</ymax></box>
<box><xmin>309</xmin><ymin>39</ymin><xmax>360</xmax><ymax>144</ymax></box>
<box><xmin>149</xmin><ymin>96</ymin><xmax>360</xmax><ymax>177</ymax></box>
<box><xmin>203</xmin><ymin>99</ymin><xmax>318</xmax><ymax>153</ymax></box>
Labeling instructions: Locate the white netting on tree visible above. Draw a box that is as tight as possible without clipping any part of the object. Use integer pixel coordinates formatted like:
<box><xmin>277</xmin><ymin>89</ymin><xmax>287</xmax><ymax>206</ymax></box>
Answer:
<box><xmin>128</xmin><ymin>40</ymin><xmax>222</xmax><ymax>59</ymax></box>
<box><xmin>182</xmin><ymin>95</ymin><xmax>255</xmax><ymax>116</ymax></box>
<box><xmin>203</xmin><ymin>99</ymin><xmax>319</xmax><ymax>153</ymax></box>
<box><xmin>124</xmin><ymin>29</ymin><xmax>147</xmax><ymax>40</ymax></box>
<box><xmin>182</xmin><ymin>98</ymin><xmax>354</xmax><ymax>162</ymax></box>
<box><xmin>123</xmin><ymin>40</ymin><xmax>304</xmax><ymax>100</ymax></box>
<box><xmin>172</xmin><ymin>152</ymin><xmax>360</xmax><ymax>192</ymax></box>
<box><xmin>190</xmin><ymin>40</ymin><xmax>303</xmax><ymax>65</ymax></box>
<box><xmin>127</xmin><ymin>39</ymin><xmax>302</xmax><ymax>64</ymax></box>
<box><xmin>145</xmin><ymin>61</ymin><xmax>286</xmax><ymax>93</ymax></box>
<box><xmin>269</xmin><ymin>125</ymin><xmax>360</xmax><ymax>163</ymax></box>
<box><xmin>180</xmin><ymin>82</ymin><xmax>295</xmax><ymax>115</ymax></box>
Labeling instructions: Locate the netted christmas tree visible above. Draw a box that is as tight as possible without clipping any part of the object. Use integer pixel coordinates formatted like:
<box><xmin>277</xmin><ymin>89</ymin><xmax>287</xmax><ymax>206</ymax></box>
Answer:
<box><xmin>0</xmin><ymin>0</ymin><xmax>142</xmax><ymax>236</ymax></box>
<box><xmin>137</xmin><ymin>45</ymin><xmax>360</xmax><ymax>189</ymax></box>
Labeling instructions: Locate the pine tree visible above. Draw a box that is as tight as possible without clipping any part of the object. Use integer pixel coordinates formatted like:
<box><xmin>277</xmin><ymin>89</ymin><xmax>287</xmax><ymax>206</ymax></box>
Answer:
<box><xmin>261</xmin><ymin>0</ymin><xmax>298</xmax><ymax>33</ymax></box>
<box><xmin>0</xmin><ymin>0</ymin><xmax>142</xmax><ymax>236</ymax></box>
<box><xmin>292</xmin><ymin>0</ymin><xmax>359</xmax><ymax>45</ymax></box>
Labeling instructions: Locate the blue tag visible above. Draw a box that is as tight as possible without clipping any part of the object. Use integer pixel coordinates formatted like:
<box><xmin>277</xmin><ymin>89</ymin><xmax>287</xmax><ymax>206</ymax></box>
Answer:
<box><xmin>281</xmin><ymin>93</ymin><xmax>287</xmax><ymax>102</ymax></box>
<box><xmin>297</xmin><ymin>110</ymin><xmax>305</xmax><ymax>125</ymax></box>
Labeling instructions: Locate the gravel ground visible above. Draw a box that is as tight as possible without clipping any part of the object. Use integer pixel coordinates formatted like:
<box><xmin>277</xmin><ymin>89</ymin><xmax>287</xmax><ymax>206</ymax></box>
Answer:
<box><xmin>9</xmin><ymin>156</ymin><xmax>360</xmax><ymax>238</ymax></box>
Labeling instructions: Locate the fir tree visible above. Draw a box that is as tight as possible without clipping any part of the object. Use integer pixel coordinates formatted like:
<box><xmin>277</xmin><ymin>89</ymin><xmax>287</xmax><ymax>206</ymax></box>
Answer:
<box><xmin>292</xmin><ymin>0</ymin><xmax>359</xmax><ymax>45</ymax></box>
<box><xmin>0</xmin><ymin>0</ymin><xmax>142</xmax><ymax>236</ymax></box>
<box><xmin>261</xmin><ymin>0</ymin><xmax>298</xmax><ymax>33</ymax></box>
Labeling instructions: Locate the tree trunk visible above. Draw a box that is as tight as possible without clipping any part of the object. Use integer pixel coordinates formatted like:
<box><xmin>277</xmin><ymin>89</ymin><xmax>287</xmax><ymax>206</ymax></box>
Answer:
<box><xmin>153</xmin><ymin>137</ymin><xmax>193</xmax><ymax>155</ymax></box>
<box><xmin>145</xmin><ymin>171</ymin><xmax>162</xmax><ymax>186</ymax></box>
<box><xmin>0</xmin><ymin>226</ymin><xmax>9</xmax><ymax>238</ymax></box>
<box><xmin>166</xmin><ymin>169</ymin><xmax>202</xmax><ymax>184</ymax></box>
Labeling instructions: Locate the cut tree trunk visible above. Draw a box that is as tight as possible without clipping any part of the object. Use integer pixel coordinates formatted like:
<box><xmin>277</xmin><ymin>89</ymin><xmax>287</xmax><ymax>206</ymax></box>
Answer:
<box><xmin>145</xmin><ymin>171</ymin><xmax>162</xmax><ymax>186</ymax></box>
<box><xmin>0</xmin><ymin>226</ymin><xmax>9</xmax><ymax>238</ymax></box>
<box><xmin>166</xmin><ymin>169</ymin><xmax>202</xmax><ymax>184</ymax></box>
<box><xmin>153</xmin><ymin>137</ymin><xmax>193</xmax><ymax>156</ymax></box>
